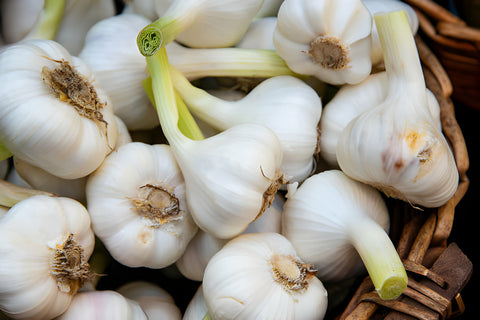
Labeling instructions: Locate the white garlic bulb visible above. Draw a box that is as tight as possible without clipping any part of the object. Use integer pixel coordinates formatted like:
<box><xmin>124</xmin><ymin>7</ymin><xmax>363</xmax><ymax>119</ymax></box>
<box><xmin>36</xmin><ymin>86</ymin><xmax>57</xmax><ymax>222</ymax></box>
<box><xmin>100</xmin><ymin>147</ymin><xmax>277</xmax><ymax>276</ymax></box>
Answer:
<box><xmin>273</xmin><ymin>0</ymin><xmax>372</xmax><ymax>85</ymax></box>
<box><xmin>79</xmin><ymin>13</ymin><xmax>160</xmax><ymax>130</ymax></box>
<box><xmin>235</xmin><ymin>17</ymin><xmax>277</xmax><ymax>50</ymax></box>
<box><xmin>86</xmin><ymin>142</ymin><xmax>198</xmax><ymax>268</ymax></box>
<box><xmin>255</xmin><ymin>0</ymin><xmax>284</xmax><ymax>18</ymax></box>
<box><xmin>183</xmin><ymin>284</ymin><xmax>209</xmax><ymax>320</ymax></box>
<box><xmin>117</xmin><ymin>281</ymin><xmax>182</xmax><ymax>320</ymax></box>
<box><xmin>0</xmin><ymin>39</ymin><xmax>118</xmax><ymax>179</ymax></box>
<box><xmin>282</xmin><ymin>170</ymin><xmax>407</xmax><ymax>300</ymax></box>
<box><xmin>57</xmin><ymin>290</ymin><xmax>148</xmax><ymax>320</ymax></box>
<box><xmin>171</xmin><ymin>68</ymin><xmax>322</xmax><ymax>185</ymax></box>
<box><xmin>336</xmin><ymin>11</ymin><xmax>458</xmax><ymax>208</ymax></box>
<box><xmin>203</xmin><ymin>232</ymin><xmax>328</xmax><ymax>319</ymax></box>
<box><xmin>176</xmin><ymin>194</ymin><xmax>284</xmax><ymax>281</ymax></box>
<box><xmin>319</xmin><ymin>71</ymin><xmax>442</xmax><ymax>167</ymax></box>
<box><xmin>0</xmin><ymin>195</ymin><xmax>95</xmax><ymax>320</ymax></box>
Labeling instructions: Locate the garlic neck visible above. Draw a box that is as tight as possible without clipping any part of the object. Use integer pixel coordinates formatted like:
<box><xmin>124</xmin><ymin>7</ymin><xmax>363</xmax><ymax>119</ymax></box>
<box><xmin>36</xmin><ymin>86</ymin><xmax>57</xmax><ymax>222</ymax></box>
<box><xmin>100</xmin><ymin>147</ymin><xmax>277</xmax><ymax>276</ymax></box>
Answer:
<box><xmin>307</xmin><ymin>35</ymin><xmax>351</xmax><ymax>70</ymax></box>
<box><xmin>270</xmin><ymin>254</ymin><xmax>317</xmax><ymax>293</ymax></box>
<box><xmin>50</xmin><ymin>234</ymin><xmax>91</xmax><ymax>294</ymax></box>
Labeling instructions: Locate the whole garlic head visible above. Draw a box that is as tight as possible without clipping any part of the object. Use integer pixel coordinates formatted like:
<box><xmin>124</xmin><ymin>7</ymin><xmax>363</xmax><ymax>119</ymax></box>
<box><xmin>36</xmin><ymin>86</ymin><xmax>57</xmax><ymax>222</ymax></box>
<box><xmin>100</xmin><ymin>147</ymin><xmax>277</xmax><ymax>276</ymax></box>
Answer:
<box><xmin>0</xmin><ymin>39</ymin><xmax>118</xmax><ymax>179</ymax></box>
<box><xmin>0</xmin><ymin>195</ymin><xmax>95</xmax><ymax>320</ymax></box>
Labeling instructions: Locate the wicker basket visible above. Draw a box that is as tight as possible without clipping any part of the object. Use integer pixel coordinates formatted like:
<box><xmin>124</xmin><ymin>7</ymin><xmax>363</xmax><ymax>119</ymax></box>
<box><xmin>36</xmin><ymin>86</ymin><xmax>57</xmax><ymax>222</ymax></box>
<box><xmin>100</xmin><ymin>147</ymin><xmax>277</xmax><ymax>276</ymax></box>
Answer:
<box><xmin>402</xmin><ymin>0</ymin><xmax>480</xmax><ymax>110</ymax></box>
<box><xmin>335</xmin><ymin>28</ymin><xmax>472</xmax><ymax>320</ymax></box>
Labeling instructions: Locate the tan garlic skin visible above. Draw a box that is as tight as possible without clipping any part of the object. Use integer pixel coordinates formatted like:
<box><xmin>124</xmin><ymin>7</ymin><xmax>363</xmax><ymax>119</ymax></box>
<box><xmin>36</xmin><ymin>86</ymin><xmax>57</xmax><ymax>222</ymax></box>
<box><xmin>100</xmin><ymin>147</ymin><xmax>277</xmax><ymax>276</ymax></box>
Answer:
<box><xmin>203</xmin><ymin>233</ymin><xmax>328</xmax><ymax>320</ymax></box>
<box><xmin>0</xmin><ymin>39</ymin><xmax>118</xmax><ymax>179</ymax></box>
<box><xmin>0</xmin><ymin>195</ymin><xmax>95</xmax><ymax>320</ymax></box>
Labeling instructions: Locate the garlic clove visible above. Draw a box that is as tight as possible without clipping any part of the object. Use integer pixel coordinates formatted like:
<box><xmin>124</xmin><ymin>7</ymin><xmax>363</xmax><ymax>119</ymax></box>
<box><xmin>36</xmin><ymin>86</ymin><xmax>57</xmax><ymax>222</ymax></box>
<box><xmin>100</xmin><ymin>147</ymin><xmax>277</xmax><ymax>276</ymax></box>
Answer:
<box><xmin>0</xmin><ymin>39</ymin><xmax>118</xmax><ymax>179</ymax></box>
<box><xmin>0</xmin><ymin>195</ymin><xmax>95</xmax><ymax>319</ymax></box>
<box><xmin>86</xmin><ymin>142</ymin><xmax>198</xmax><ymax>268</ymax></box>
<box><xmin>203</xmin><ymin>232</ymin><xmax>328</xmax><ymax>319</ymax></box>
<box><xmin>273</xmin><ymin>0</ymin><xmax>373</xmax><ymax>85</ymax></box>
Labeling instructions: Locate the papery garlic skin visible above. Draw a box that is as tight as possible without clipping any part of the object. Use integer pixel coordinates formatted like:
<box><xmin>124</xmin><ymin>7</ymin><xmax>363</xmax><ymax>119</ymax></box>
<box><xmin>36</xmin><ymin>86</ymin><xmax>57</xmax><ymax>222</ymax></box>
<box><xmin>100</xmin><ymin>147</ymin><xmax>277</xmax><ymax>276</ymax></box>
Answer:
<box><xmin>80</xmin><ymin>13</ymin><xmax>160</xmax><ymax>130</ymax></box>
<box><xmin>203</xmin><ymin>232</ymin><xmax>328</xmax><ymax>320</ymax></box>
<box><xmin>235</xmin><ymin>17</ymin><xmax>277</xmax><ymax>50</ymax></box>
<box><xmin>86</xmin><ymin>142</ymin><xmax>198</xmax><ymax>268</ymax></box>
<box><xmin>57</xmin><ymin>290</ymin><xmax>148</xmax><ymax>320</ymax></box>
<box><xmin>183</xmin><ymin>284</ymin><xmax>209</xmax><ymax>320</ymax></box>
<box><xmin>176</xmin><ymin>195</ymin><xmax>284</xmax><ymax>281</ymax></box>
<box><xmin>273</xmin><ymin>0</ymin><xmax>372</xmax><ymax>85</ymax></box>
<box><xmin>0</xmin><ymin>39</ymin><xmax>118</xmax><ymax>179</ymax></box>
<box><xmin>0</xmin><ymin>195</ymin><xmax>95</xmax><ymax>320</ymax></box>
<box><xmin>362</xmin><ymin>0</ymin><xmax>418</xmax><ymax>66</ymax></box>
<box><xmin>117</xmin><ymin>281</ymin><xmax>182</xmax><ymax>320</ymax></box>
<box><xmin>319</xmin><ymin>72</ymin><xmax>441</xmax><ymax>167</ymax></box>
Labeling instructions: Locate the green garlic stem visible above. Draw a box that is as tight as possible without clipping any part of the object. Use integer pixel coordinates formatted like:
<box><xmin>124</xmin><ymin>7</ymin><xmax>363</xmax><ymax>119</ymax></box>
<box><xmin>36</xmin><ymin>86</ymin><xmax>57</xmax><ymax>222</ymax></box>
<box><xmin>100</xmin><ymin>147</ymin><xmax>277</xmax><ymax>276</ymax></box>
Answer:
<box><xmin>374</xmin><ymin>10</ymin><xmax>425</xmax><ymax>99</ymax></box>
<box><xmin>0</xmin><ymin>142</ymin><xmax>12</xmax><ymax>162</ymax></box>
<box><xmin>26</xmin><ymin>0</ymin><xmax>66</xmax><ymax>40</ymax></box>
<box><xmin>142</xmin><ymin>77</ymin><xmax>204</xmax><ymax>140</ymax></box>
<box><xmin>146</xmin><ymin>47</ymin><xmax>192</xmax><ymax>147</ymax></box>
<box><xmin>0</xmin><ymin>179</ymin><xmax>56</xmax><ymax>208</ymax></box>
<box><xmin>202</xmin><ymin>312</ymin><xmax>213</xmax><ymax>320</ymax></box>
<box><xmin>349</xmin><ymin>217</ymin><xmax>407</xmax><ymax>300</ymax></box>
<box><xmin>169</xmin><ymin>47</ymin><xmax>300</xmax><ymax>80</ymax></box>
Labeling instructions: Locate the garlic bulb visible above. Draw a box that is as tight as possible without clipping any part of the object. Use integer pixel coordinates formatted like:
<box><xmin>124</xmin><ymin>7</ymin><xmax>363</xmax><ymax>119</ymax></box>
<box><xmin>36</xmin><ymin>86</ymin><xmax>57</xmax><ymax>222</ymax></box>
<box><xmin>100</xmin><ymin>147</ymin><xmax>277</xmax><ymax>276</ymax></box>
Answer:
<box><xmin>235</xmin><ymin>17</ymin><xmax>277</xmax><ymax>50</ymax></box>
<box><xmin>148</xmin><ymin>48</ymin><xmax>284</xmax><ymax>239</ymax></box>
<box><xmin>273</xmin><ymin>0</ymin><xmax>372</xmax><ymax>85</ymax></box>
<box><xmin>282</xmin><ymin>170</ymin><xmax>407</xmax><ymax>300</ymax></box>
<box><xmin>170</xmin><ymin>67</ymin><xmax>322</xmax><ymax>185</ymax></box>
<box><xmin>0</xmin><ymin>39</ymin><xmax>118</xmax><ymax>179</ymax></box>
<box><xmin>117</xmin><ymin>281</ymin><xmax>182</xmax><ymax>320</ymax></box>
<box><xmin>57</xmin><ymin>290</ymin><xmax>147</xmax><ymax>320</ymax></box>
<box><xmin>255</xmin><ymin>0</ymin><xmax>284</xmax><ymax>18</ymax></box>
<box><xmin>183</xmin><ymin>284</ymin><xmax>209</xmax><ymax>320</ymax></box>
<box><xmin>137</xmin><ymin>0</ymin><xmax>263</xmax><ymax>55</ymax></box>
<box><xmin>336</xmin><ymin>11</ymin><xmax>458</xmax><ymax>208</ymax></box>
<box><xmin>362</xmin><ymin>0</ymin><xmax>419</xmax><ymax>66</ymax></box>
<box><xmin>123</xmin><ymin>0</ymin><xmax>159</xmax><ymax>20</ymax></box>
<box><xmin>319</xmin><ymin>71</ymin><xmax>442</xmax><ymax>167</ymax></box>
<box><xmin>176</xmin><ymin>194</ymin><xmax>284</xmax><ymax>281</ymax></box>
<box><xmin>0</xmin><ymin>195</ymin><xmax>95</xmax><ymax>320</ymax></box>
<box><xmin>203</xmin><ymin>232</ymin><xmax>328</xmax><ymax>319</ymax></box>
<box><xmin>86</xmin><ymin>142</ymin><xmax>198</xmax><ymax>268</ymax></box>
<box><xmin>1</xmin><ymin>0</ymin><xmax>115</xmax><ymax>55</ymax></box>
<box><xmin>79</xmin><ymin>13</ymin><xmax>159</xmax><ymax>130</ymax></box>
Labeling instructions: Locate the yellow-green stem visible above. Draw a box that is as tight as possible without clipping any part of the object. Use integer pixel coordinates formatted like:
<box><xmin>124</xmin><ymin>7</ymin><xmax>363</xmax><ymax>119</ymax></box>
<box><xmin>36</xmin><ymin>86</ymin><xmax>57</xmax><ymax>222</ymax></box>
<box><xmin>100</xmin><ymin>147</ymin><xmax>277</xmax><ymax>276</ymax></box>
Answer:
<box><xmin>202</xmin><ymin>312</ymin><xmax>213</xmax><ymax>320</ymax></box>
<box><xmin>0</xmin><ymin>142</ymin><xmax>12</xmax><ymax>162</ymax></box>
<box><xmin>0</xmin><ymin>179</ymin><xmax>56</xmax><ymax>208</ymax></box>
<box><xmin>26</xmin><ymin>0</ymin><xmax>66</xmax><ymax>40</ymax></box>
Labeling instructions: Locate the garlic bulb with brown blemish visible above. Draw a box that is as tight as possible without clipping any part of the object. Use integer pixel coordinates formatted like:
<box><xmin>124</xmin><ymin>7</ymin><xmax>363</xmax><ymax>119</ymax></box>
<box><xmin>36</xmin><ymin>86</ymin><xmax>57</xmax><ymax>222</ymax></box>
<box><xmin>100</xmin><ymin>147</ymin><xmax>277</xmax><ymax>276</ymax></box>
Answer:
<box><xmin>273</xmin><ymin>0</ymin><xmax>372</xmax><ymax>85</ymax></box>
<box><xmin>86</xmin><ymin>142</ymin><xmax>198</xmax><ymax>268</ymax></box>
<box><xmin>202</xmin><ymin>232</ymin><xmax>328</xmax><ymax>319</ymax></box>
<box><xmin>0</xmin><ymin>195</ymin><xmax>95</xmax><ymax>320</ymax></box>
<box><xmin>0</xmin><ymin>39</ymin><xmax>118</xmax><ymax>179</ymax></box>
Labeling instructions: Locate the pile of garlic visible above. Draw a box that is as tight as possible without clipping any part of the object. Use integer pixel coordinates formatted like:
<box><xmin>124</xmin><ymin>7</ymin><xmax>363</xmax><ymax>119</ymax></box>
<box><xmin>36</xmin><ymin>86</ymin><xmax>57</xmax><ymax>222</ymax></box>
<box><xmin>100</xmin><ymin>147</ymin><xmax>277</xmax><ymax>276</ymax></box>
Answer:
<box><xmin>0</xmin><ymin>0</ymin><xmax>460</xmax><ymax>319</ymax></box>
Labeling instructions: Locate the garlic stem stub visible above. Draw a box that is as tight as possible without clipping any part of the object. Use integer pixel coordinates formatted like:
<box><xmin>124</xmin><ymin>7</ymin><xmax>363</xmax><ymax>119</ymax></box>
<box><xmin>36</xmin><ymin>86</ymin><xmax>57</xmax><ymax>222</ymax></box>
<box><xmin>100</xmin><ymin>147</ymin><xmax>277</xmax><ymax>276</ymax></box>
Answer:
<box><xmin>0</xmin><ymin>39</ymin><xmax>118</xmax><ymax>179</ymax></box>
<box><xmin>169</xmin><ymin>65</ymin><xmax>322</xmax><ymax>185</ymax></box>
<box><xmin>0</xmin><ymin>195</ymin><xmax>95</xmax><ymax>320</ymax></box>
<box><xmin>137</xmin><ymin>0</ymin><xmax>263</xmax><ymax>56</ymax></box>
<box><xmin>202</xmin><ymin>232</ymin><xmax>328</xmax><ymax>319</ymax></box>
<box><xmin>147</xmin><ymin>47</ymin><xmax>284</xmax><ymax>239</ymax></box>
<box><xmin>282</xmin><ymin>170</ymin><xmax>407</xmax><ymax>300</ymax></box>
<box><xmin>336</xmin><ymin>10</ymin><xmax>458</xmax><ymax>208</ymax></box>
<box><xmin>25</xmin><ymin>0</ymin><xmax>66</xmax><ymax>41</ymax></box>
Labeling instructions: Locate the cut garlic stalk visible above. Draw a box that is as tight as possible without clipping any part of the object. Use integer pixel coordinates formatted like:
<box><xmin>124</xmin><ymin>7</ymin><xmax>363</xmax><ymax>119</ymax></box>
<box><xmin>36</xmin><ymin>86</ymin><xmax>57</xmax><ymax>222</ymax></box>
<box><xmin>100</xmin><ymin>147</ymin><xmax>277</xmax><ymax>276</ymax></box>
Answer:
<box><xmin>117</xmin><ymin>281</ymin><xmax>182</xmax><ymax>320</ymax></box>
<box><xmin>86</xmin><ymin>142</ymin><xmax>198</xmax><ymax>268</ymax></box>
<box><xmin>282</xmin><ymin>170</ymin><xmax>407</xmax><ymax>300</ymax></box>
<box><xmin>57</xmin><ymin>290</ymin><xmax>148</xmax><ymax>320</ymax></box>
<box><xmin>273</xmin><ymin>0</ymin><xmax>372</xmax><ymax>85</ymax></box>
<box><xmin>319</xmin><ymin>71</ymin><xmax>441</xmax><ymax>167</ymax></box>
<box><xmin>0</xmin><ymin>195</ymin><xmax>95</xmax><ymax>319</ymax></box>
<box><xmin>336</xmin><ymin>10</ymin><xmax>458</xmax><ymax>208</ymax></box>
<box><xmin>137</xmin><ymin>0</ymin><xmax>263</xmax><ymax>55</ymax></box>
<box><xmin>147</xmin><ymin>47</ymin><xmax>284</xmax><ymax>239</ymax></box>
<box><xmin>0</xmin><ymin>39</ymin><xmax>118</xmax><ymax>179</ymax></box>
<box><xmin>170</xmin><ymin>66</ymin><xmax>322</xmax><ymax>185</ymax></box>
<box><xmin>203</xmin><ymin>232</ymin><xmax>328</xmax><ymax>319</ymax></box>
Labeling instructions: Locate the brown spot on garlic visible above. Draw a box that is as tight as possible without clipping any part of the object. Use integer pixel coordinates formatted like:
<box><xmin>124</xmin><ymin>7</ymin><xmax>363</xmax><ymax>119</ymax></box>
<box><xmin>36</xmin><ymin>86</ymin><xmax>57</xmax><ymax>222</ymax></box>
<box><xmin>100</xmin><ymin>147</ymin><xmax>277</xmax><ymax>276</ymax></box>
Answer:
<box><xmin>270</xmin><ymin>254</ymin><xmax>317</xmax><ymax>293</ymax></box>
<box><xmin>130</xmin><ymin>184</ymin><xmax>181</xmax><ymax>227</ymax></box>
<box><xmin>41</xmin><ymin>57</ymin><xmax>109</xmax><ymax>137</ymax></box>
<box><xmin>50</xmin><ymin>234</ymin><xmax>91</xmax><ymax>294</ymax></box>
<box><xmin>257</xmin><ymin>169</ymin><xmax>287</xmax><ymax>220</ymax></box>
<box><xmin>306</xmin><ymin>35</ymin><xmax>350</xmax><ymax>70</ymax></box>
